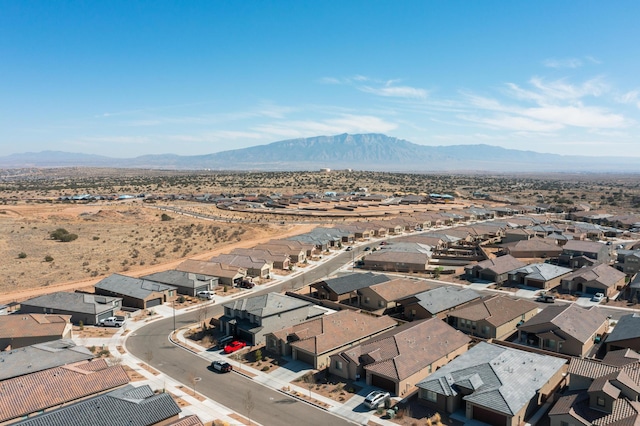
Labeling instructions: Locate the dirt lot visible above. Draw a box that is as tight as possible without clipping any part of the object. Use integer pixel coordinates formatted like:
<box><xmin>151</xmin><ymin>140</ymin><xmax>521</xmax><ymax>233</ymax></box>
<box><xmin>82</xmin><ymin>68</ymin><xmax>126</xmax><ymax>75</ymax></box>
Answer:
<box><xmin>0</xmin><ymin>201</ymin><xmax>315</xmax><ymax>303</ymax></box>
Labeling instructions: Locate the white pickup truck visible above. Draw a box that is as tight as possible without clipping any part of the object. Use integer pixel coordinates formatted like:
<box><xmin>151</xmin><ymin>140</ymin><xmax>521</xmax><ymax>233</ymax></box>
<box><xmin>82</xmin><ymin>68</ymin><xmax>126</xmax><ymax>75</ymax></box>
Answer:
<box><xmin>99</xmin><ymin>316</ymin><xmax>125</xmax><ymax>327</ymax></box>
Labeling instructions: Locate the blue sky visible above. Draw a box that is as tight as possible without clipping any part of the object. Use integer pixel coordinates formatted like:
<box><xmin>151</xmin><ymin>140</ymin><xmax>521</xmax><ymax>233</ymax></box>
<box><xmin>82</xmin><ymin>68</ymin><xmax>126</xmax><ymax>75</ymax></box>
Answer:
<box><xmin>2</xmin><ymin>1</ymin><xmax>639</xmax><ymax>158</ymax></box>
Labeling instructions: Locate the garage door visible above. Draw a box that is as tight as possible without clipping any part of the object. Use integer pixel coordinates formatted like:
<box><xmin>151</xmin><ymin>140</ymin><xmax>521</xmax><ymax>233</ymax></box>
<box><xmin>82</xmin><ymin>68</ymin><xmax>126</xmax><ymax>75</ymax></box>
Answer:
<box><xmin>585</xmin><ymin>287</ymin><xmax>601</xmax><ymax>295</ymax></box>
<box><xmin>370</xmin><ymin>374</ymin><xmax>396</xmax><ymax>394</ymax></box>
<box><xmin>146</xmin><ymin>298</ymin><xmax>163</xmax><ymax>308</ymax></box>
<box><xmin>294</xmin><ymin>350</ymin><xmax>315</xmax><ymax>366</ymax></box>
<box><xmin>473</xmin><ymin>405</ymin><xmax>507</xmax><ymax>425</ymax></box>
<box><xmin>97</xmin><ymin>311</ymin><xmax>114</xmax><ymax>322</ymax></box>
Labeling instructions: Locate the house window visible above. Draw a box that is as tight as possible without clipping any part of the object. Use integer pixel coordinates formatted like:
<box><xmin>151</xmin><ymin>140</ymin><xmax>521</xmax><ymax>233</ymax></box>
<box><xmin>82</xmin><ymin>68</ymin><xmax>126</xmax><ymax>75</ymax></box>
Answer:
<box><xmin>169</xmin><ymin>290</ymin><xmax>175</xmax><ymax>297</ymax></box>
<box><xmin>597</xmin><ymin>397</ymin><xmax>605</xmax><ymax>407</ymax></box>
<box><xmin>424</xmin><ymin>390</ymin><xmax>437</xmax><ymax>402</ymax></box>
<box><xmin>482</xmin><ymin>325</ymin><xmax>490</xmax><ymax>335</ymax></box>
<box><xmin>378</xmin><ymin>300</ymin><xmax>385</xmax><ymax>308</ymax></box>
<box><xmin>335</xmin><ymin>360</ymin><xmax>343</xmax><ymax>370</ymax></box>
<box><xmin>364</xmin><ymin>297</ymin><xmax>370</xmax><ymax>304</ymax></box>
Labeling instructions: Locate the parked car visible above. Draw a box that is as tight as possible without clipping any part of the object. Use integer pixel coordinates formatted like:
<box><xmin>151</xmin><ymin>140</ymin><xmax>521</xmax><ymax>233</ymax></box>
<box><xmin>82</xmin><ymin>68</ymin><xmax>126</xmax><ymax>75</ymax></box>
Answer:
<box><xmin>223</xmin><ymin>340</ymin><xmax>247</xmax><ymax>354</ymax></box>
<box><xmin>239</xmin><ymin>280</ymin><xmax>255</xmax><ymax>289</ymax></box>
<box><xmin>99</xmin><ymin>316</ymin><xmax>125</xmax><ymax>327</ymax></box>
<box><xmin>364</xmin><ymin>390</ymin><xmax>390</xmax><ymax>409</ymax></box>
<box><xmin>197</xmin><ymin>290</ymin><xmax>214</xmax><ymax>300</ymax></box>
<box><xmin>364</xmin><ymin>247</ymin><xmax>371</xmax><ymax>251</ymax></box>
<box><xmin>536</xmin><ymin>294</ymin><xmax>555</xmax><ymax>303</ymax></box>
<box><xmin>211</xmin><ymin>360</ymin><xmax>233</xmax><ymax>373</ymax></box>
<box><xmin>345</xmin><ymin>246</ymin><xmax>352</xmax><ymax>251</ymax></box>
<box><xmin>592</xmin><ymin>292</ymin><xmax>605</xmax><ymax>303</ymax></box>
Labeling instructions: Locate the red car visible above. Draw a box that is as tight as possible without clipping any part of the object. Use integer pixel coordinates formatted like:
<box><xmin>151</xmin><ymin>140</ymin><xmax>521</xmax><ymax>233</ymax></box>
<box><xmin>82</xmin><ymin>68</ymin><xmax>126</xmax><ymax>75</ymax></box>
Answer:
<box><xmin>223</xmin><ymin>340</ymin><xmax>247</xmax><ymax>354</ymax></box>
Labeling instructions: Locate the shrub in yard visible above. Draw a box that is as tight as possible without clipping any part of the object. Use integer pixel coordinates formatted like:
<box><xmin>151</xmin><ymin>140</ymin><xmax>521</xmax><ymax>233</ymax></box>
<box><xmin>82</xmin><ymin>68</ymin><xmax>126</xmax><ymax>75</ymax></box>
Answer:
<box><xmin>261</xmin><ymin>366</ymin><xmax>270</xmax><ymax>371</ymax></box>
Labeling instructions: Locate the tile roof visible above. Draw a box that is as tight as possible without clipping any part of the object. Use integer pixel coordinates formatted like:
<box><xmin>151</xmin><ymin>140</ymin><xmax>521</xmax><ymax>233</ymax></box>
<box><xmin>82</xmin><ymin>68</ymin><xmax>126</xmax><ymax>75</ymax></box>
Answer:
<box><xmin>606</xmin><ymin>313</ymin><xmax>640</xmax><ymax>344</ymax></box>
<box><xmin>368</xmin><ymin>278</ymin><xmax>435</xmax><ymax>302</ymax></box>
<box><xmin>403</xmin><ymin>286</ymin><xmax>481</xmax><ymax>315</ymax></box>
<box><xmin>549</xmin><ymin>390</ymin><xmax>640</xmax><ymax>426</ymax></box>
<box><xmin>176</xmin><ymin>259</ymin><xmax>246</xmax><ymax>279</ymax></box>
<box><xmin>209</xmin><ymin>253</ymin><xmax>271</xmax><ymax>269</ymax></box>
<box><xmin>340</xmin><ymin>318</ymin><xmax>470</xmax><ymax>381</ymax></box>
<box><xmin>518</xmin><ymin>304</ymin><xmax>607</xmax><ymax>344</ymax></box>
<box><xmin>316</xmin><ymin>272</ymin><xmax>390</xmax><ymax>295</ymax></box>
<box><xmin>224</xmin><ymin>293</ymin><xmax>311</xmax><ymax>318</ymax></box>
<box><xmin>142</xmin><ymin>270</ymin><xmax>217</xmax><ymax>289</ymax></box>
<box><xmin>563</xmin><ymin>239</ymin><xmax>609</xmax><ymax>253</ymax></box>
<box><xmin>448</xmin><ymin>295</ymin><xmax>538</xmax><ymax>327</ymax></box>
<box><xmin>467</xmin><ymin>255</ymin><xmax>527</xmax><ymax>275</ymax></box>
<box><xmin>417</xmin><ymin>342</ymin><xmax>566</xmax><ymax>416</ymax></box>
<box><xmin>0</xmin><ymin>314</ymin><xmax>70</xmax><ymax>339</ymax></box>
<box><xmin>363</xmin><ymin>250</ymin><xmax>431</xmax><ymax>264</ymax></box>
<box><xmin>166</xmin><ymin>415</ymin><xmax>205</xmax><ymax>426</ymax></box>
<box><xmin>12</xmin><ymin>384</ymin><xmax>181</xmax><ymax>426</ymax></box>
<box><xmin>509</xmin><ymin>263</ymin><xmax>573</xmax><ymax>281</ymax></box>
<box><xmin>95</xmin><ymin>274</ymin><xmax>177</xmax><ymax>299</ymax></box>
<box><xmin>561</xmin><ymin>263</ymin><xmax>626</xmax><ymax>288</ymax></box>
<box><xmin>0</xmin><ymin>339</ymin><xmax>93</xmax><ymax>381</ymax></box>
<box><xmin>602</xmin><ymin>349</ymin><xmax>640</xmax><ymax>367</ymax></box>
<box><xmin>20</xmin><ymin>292</ymin><xmax>121</xmax><ymax>315</ymax></box>
<box><xmin>282</xmin><ymin>310</ymin><xmax>397</xmax><ymax>355</ymax></box>
<box><xmin>0</xmin><ymin>359</ymin><xmax>130</xmax><ymax>423</ymax></box>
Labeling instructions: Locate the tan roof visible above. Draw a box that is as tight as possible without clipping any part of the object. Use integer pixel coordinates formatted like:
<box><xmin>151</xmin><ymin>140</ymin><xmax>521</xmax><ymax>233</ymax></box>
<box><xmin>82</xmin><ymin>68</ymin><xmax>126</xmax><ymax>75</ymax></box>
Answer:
<box><xmin>340</xmin><ymin>318</ymin><xmax>470</xmax><ymax>381</ymax></box>
<box><xmin>562</xmin><ymin>263</ymin><xmax>626</xmax><ymax>288</ymax></box>
<box><xmin>0</xmin><ymin>359</ymin><xmax>130</xmax><ymax>422</ymax></box>
<box><xmin>470</xmin><ymin>255</ymin><xmax>526</xmax><ymax>275</ymax></box>
<box><xmin>166</xmin><ymin>415</ymin><xmax>205</xmax><ymax>426</ymax></box>
<box><xmin>282</xmin><ymin>310</ymin><xmax>397</xmax><ymax>355</ymax></box>
<box><xmin>0</xmin><ymin>314</ymin><xmax>71</xmax><ymax>339</ymax></box>
<box><xmin>368</xmin><ymin>278</ymin><xmax>435</xmax><ymax>302</ymax></box>
<box><xmin>176</xmin><ymin>259</ymin><xmax>246</xmax><ymax>279</ymax></box>
<box><xmin>519</xmin><ymin>304</ymin><xmax>607</xmax><ymax>344</ymax></box>
<box><xmin>264</xmin><ymin>239</ymin><xmax>315</xmax><ymax>251</ymax></box>
<box><xmin>210</xmin><ymin>253</ymin><xmax>271</xmax><ymax>270</ymax></box>
<box><xmin>254</xmin><ymin>243</ymin><xmax>304</xmax><ymax>257</ymax></box>
<box><xmin>363</xmin><ymin>250</ymin><xmax>430</xmax><ymax>264</ymax></box>
<box><xmin>449</xmin><ymin>295</ymin><xmax>538</xmax><ymax>327</ymax></box>
<box><xmin>231</xmin><ymin>248</ymin><xmax>289</xmax><ymax>263</ymax></box>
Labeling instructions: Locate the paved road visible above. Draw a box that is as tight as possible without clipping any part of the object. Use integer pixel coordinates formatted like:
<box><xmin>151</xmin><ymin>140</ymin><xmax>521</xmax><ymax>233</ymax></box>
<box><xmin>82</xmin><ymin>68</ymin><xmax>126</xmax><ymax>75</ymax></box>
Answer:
<box><xmin>127</xmin><ymin>248</ymin><xmax>367</xmax><ymax>426</ymax></box>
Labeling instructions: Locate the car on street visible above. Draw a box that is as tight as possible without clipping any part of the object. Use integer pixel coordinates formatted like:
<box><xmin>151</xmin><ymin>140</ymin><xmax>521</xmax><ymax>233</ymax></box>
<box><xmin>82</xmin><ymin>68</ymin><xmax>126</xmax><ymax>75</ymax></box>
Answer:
<box><xmin>364</xmin><ymin>247</ymin><xmax>371</xmax><ymax>251</ymax></box>
<box><xmin>211</xmin><ymin>360</ymin><xmax>233</xmax><ymax>373</ymax></box>
<box><xmin>345</xmin><ymin>246</ymin><xmax>352</xmax><ymax>251</ymax></box>
<box><xmin>592</xmin><ymin>292</ymin><xmax>605</xmax><ymax>303</ymax></box>
<box><xmin>223</xmin><ymin>340</ymin><xmax>247</xmax><ymax>354</ymax></box>
<box><xmin>364</xmin><ymin>390</ymin><xmax>390</xmax><ymax>409</ymax></box>
<box><xmin>196</xmin><ymin>290</ymin><xmax>214</xmax><ymax>300</ymax></box>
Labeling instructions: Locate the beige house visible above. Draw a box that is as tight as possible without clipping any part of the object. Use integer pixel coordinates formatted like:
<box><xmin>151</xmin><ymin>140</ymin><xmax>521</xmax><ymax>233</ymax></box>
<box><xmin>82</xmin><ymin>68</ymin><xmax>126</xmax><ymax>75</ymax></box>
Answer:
<box><xmin>362</xmin><ymin>250</ymin><xmax>430</xmax><ymax>273</ymax></box>
<box><xmin>357</xmin><ymin>278</ymin><xmax>435</xmax><ymax>313</ymax></box>
<box><xmin>0</xmin><ymin>314</ymin><xmax>72</xmax><ymax>350</ymax></box>
<box><xmin>560</xmin><ymin>263</ymin><xmax>626</xmax><ymax>298</ymax></box>
<box><xmin>400</xmin><ymin>286</ymin><xmax>481</xmax><ymax>320</ymax></box>
<box><xmin>176</xmin><ymin>259</ymin><xmax>247</xmax><ymax>287</ymax></box>
<box><xmin>447</xmin><ymin>295</ymin><xmax>538</xmax><ymax>340</ymax></box>
<box><xmin>254</xmin><ymin>242</ymin><xmax>307</xmax><ymax>263</ymax></box>
<box><xmin>417</xmin><ymin>342</ymin><xmax>567</xmax><ymax>426</ymax></box>
<box><xmin>329</xmin><ymin>318</ymin><xmax>470</xmax><ymax>396</ymax></box>
<box><xmin>518</xmin><ymin>304</ymin><xmax>609</xmax><ymax>357</ymax></box>
<box><xmin>501</xmin><ymin>238</ymin><xmax>563</xmax><ymax>259</ymax></box>
<box><xmin>265</xmin><ymin>310</ymin><xmax>396</xmax><ymax>369</ymax></box>
<box><xmin>230</xmin><ymin>247</ymin><xmax>290</xmax><ymax>270</ymax></box>
<box><xmin>209</xmin><ymin>253</ymin><xmax>272</xmax><ymax>278</ymax></box>
<box><xmin>263</xmin><ymin>239</ymin><xmax>316</xmax><ymax>258</ymax></box>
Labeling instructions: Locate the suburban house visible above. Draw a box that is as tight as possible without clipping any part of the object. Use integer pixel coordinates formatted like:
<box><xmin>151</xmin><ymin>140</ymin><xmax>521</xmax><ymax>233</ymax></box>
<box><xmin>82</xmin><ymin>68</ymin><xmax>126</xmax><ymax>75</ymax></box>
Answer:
<box><xmin>175</xmin><ymin>259</ymin><xmax>247</xmax><ymax>287</ymax></box>
<box><xmin>141</xmin><ymin>270</ymin><xmax>218</xmax><ymax>297</ymax></box>
<box><xmin>361</xmin><ymin>250</ymin><xmax>430</xmax><ymax>273</ymax></box>
<box><xmin>615</xmin><ymin>249</ymin><xmax>640</xmax><ymax>275</ymax></box>
<box><xmin>0</xmin><ymin>358</ymin><xmax>130</xmax><ymax>424</ymax></box>
<box><xmin>265</xmin><ymin>310</ymin><xmax>397</xmax><ymax>369</ymax></box>
<box><xmin>209</xmin><ymin>253</ymin><xmax>272</xmax><ymax>278</ymax></box>
<box><xmin>0</xmin><ymin>314</ymin><xmax>72</xmax><ymax>350</ymax></box>
<box><xmin>416</xmin><ymin>341</ymin><xmax>567</xmax><ymax>426</ymax></box>
<box><xmin>549</xmin><ymin>356</ymin><xmax>640</xmax><ymax>426</ymax></box>
<box><xmin>253</xmin><ymin>242</ymin><xmax>307</xmax><ymax>263</ymax></box>
<box><xmin>508</xmin><ymin>263</ymin><xmax>573</xmax><ymax>289</ymax></box>
<box><xmin>19</xmin><ymin>292</ymin><xmax>122</xmax><ymax>325</ymax></box>
<box><xmin>502</xmin><ymin>228</ymin><xmax>536</xmax><ymax>244</ymax></box>
<box><xmin>517</xmin><ymin>304</ymin><xmax>609</xmax><ymax>357</ymax></box>
<box><xmin>262</xmin><ymin>239</ymin><xmax>315</xmax><ymax>258</ymax></box>
<box><xmin>310</xmin><ymin>272</ymin><xmax>390</xmax><ymax>303</ymax></box>
<box><xmin>464</xmin><ymin>255</ymin><xmax>526</xmax><ymax>284</ymax></box>
<box><xmin>0</xmin><ymin>340</ymin><xmax>93</xmax><ymax>381</ymax></box>
<box><xmin>501</xmin><ymin>238</ymin><xmax>563</xmax><ymax>259</ymax></box>
<box><xmin>605</xmin><ymin>313</ymin><xmax>640</xmax><ymax>352</ymax></box>
<box><xmin>559</xmin><ymin>240</ymin><xmax>611</xmax><ymax>267</ymax></box>
<box><xmin>399</xmin><ymin>286</ymin><xmax>481</xmax><ymax>320</ymax></box>
<box><xmin>220</xmin><ymin>292</ymin><xmax>326</xmax><ymax>345</ymax></box>
<box><xmin>447</xmin><ymin>295</ymin><xmax>539</xmax><ymax>340</ymax></box>
<box><xmin>329</xmin><ymin>318</ymin><xmax>470</xmax><ymax>397</ymax></box>
<box><xmin>11</xmin><ymin>384</ymin><xmax>181</xmax><ymax>426</ymax></box>
<box><xmin>95</xmin><ymin>274</ymin><xmax>178</xmax><ymax>309</ymax></box>
<box><xmin>230</xmin><ymin>247</ymin><xmax>291</xmax><ymax>270</ymax></box>
<box><xmin>560</xmin><ymin>263</ymin><xmax>626</xmax><ymax>298</ymax></box>
<box><xmin>624</xmin><ymin>273</ymin><xmax>640</xmax><ymax>303</ymax></box>
<box><xmin>356</xmin><ymin>278</ymin><xmax>435</xmax><ymax>313</ymax></box>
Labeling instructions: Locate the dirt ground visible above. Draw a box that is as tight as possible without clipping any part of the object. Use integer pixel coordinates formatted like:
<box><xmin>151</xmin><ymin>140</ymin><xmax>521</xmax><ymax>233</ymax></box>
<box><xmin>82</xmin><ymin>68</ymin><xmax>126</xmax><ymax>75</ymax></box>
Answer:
<box><xmin>0</xmin><ymin>201</ymin><xmax>315</xmax><ymax>304</ymax></box>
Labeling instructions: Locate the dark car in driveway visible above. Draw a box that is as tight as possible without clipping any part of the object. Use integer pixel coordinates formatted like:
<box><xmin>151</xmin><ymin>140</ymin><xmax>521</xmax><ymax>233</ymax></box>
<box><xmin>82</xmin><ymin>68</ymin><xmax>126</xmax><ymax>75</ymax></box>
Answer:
<box><xmin>211</xmin><ymin>360</ymin><xmax>233</xmax><ymax>373</ymax></box>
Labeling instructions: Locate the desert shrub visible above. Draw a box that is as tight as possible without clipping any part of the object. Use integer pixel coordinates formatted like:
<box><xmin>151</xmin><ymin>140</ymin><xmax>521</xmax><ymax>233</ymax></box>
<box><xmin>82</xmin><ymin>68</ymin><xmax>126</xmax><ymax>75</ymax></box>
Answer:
<box><xmin>161</xmin><ymin>213</ymin><xmax>173</xmax><ymax>221</ymax></box>
<box><xmin>44</xmin><ymin>255</ymin><xmax>54</xmax><ymax>262</ymax></box>
<box><xmin>17</xmin><ymin>252</ymin><xmax>27</xmax><ymax>259</ymax></box>
<box><xmin>177</xmin><ymin>295</ymin><xmax>186</xmax><ymax>303</ymax></box>
<box><xmin>255</xmin><ymin>349</ymin><xmax>263</xmax><ymax>362</ymax></box>
<box><xmin>261</xmin><ymin>365</ymin><xmax>270</xmax><ymax>371</ymax></box>
<box><xmin>50</xmin><ymin>228</ymin><xmax>78</xmax><ymax>242</ymax></box>
<box><xmin>92</xmin><ymin>236</ymin><xmax>100</xmax><ymax>240</ymax></box>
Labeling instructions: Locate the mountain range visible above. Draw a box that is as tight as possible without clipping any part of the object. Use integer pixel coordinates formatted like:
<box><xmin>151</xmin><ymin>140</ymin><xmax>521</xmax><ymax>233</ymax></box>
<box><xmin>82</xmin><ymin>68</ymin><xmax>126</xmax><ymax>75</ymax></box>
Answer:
<box><xmin>0</xmin><ymin>133</ymin><xmax>635</xmax><ymax>172</ymax></box>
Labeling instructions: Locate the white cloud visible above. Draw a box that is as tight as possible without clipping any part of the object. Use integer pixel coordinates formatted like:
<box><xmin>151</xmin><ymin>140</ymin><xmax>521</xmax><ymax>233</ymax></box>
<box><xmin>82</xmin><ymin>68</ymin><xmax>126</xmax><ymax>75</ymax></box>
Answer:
<box><xmin>542</xmin><ymin>57</ymin><xmax>583</xmax><ymax>69</ymax></box>
<box><xmin>254</xmin><ymin>114</ymin><xmax>397</xmax><ymax>138</ymax></box>
<box><xmin>523</xmin><ymin>105</ymin><xmax>627</xmax><ymax>128</ymax></box>
<box><xmin>506</xmin><ymin>77</ymin><xmax>608</xmax><ymax>104</ymax></box>
<box><xmin>461</xmin><ymin>114</ymin><xmax>564</xmax><ymax>132</ymax></box>
<box><xmin>359</xmin><ymin>84</ymin><xmax>428</xmax><ymax>99</ymax></box>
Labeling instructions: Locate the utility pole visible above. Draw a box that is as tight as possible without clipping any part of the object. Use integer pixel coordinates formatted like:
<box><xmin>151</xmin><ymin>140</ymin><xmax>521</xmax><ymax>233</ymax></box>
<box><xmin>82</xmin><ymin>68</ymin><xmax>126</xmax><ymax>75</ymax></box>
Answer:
<box><xmin>172</xmin><ymin>300</ymin><xmax>176</xmax><ymax>336</ymax></box>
